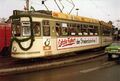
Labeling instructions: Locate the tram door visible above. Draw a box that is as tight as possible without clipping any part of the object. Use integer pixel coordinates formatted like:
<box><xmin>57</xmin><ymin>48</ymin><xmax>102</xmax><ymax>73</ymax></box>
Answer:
<box><xmin>42</xmin><ymin>20</ymin><xmax>52</xmax><ymax>56</ymax></box>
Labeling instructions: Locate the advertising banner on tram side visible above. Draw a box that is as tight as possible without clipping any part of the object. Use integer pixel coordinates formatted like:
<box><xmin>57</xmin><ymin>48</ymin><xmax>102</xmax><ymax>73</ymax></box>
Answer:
<box><xmin>57</xmin><ymin>36</ymin><xmax>99</xmax><ymax>49</ymax></box>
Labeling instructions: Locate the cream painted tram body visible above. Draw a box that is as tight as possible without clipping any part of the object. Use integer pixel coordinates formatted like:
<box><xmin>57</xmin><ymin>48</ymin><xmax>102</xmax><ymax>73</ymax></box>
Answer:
<box><xmin>10</xmin><ymin>10</ymin><xmax>113</xmax><ymax>59</ymax></box>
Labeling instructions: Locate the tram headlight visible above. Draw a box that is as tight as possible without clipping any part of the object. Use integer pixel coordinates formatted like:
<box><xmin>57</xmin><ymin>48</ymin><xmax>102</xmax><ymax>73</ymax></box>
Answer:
<box><xmin>12</xmin><ymin>47</ymin><xmax>17</xmax><ymax>52</ymax></box>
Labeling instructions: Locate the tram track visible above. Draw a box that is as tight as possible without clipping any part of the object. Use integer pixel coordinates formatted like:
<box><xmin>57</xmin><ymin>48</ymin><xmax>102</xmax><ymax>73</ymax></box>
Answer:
<box><xmin>0</xmin><ymin>49</ymin><xmax>114</xmax><ymax>75</ymax></box>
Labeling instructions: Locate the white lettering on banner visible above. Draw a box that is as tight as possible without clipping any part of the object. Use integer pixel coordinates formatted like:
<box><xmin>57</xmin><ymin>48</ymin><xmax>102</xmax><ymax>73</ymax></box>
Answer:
<box><xmin>57</xmin><ymin>36</ymin><xmax>99</xmax><ymax>49</ymax></box>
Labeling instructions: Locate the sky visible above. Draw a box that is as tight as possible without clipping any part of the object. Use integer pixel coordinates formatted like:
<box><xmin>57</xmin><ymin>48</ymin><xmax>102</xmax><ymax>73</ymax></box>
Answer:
<box><xmin>0</xmin><ymin>0</ymin><xmax>120</xmax><ymax>28</ymax></box>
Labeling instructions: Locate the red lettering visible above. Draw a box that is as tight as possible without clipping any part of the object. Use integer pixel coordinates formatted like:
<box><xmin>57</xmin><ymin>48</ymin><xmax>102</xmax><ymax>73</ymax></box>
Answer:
<box><xmin>58</xmin><ymin>38</ymin><xmax>76</xmax><ymax>47</ymax></box>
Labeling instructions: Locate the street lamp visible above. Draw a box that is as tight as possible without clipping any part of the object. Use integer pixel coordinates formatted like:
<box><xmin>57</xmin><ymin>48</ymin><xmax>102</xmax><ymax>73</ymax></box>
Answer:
<box><xmin>76</xmin><ymin>8</ymin><xmax>79</xmax><ymax>16</ymax></box>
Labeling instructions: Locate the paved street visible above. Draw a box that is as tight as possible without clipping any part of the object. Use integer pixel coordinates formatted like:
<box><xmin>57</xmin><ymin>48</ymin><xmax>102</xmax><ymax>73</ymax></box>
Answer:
<box><xmin>0</xmin><ymin>54</ymin><xmax>118</xmax><ymax>81</ymax></box>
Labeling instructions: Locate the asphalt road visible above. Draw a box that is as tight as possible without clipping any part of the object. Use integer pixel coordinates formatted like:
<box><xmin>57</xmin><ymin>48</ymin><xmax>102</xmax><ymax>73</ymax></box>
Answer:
<box><xmin>0</xmin><ymin>55</ymin><xmax>119</xmax><ymax>81</ymax></box>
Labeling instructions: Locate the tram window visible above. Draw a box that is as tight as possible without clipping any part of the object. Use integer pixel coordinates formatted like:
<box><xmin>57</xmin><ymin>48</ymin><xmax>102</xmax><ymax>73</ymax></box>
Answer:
<box><xmin>69</xmin><ymin>23</ymin><xmax>77</xmax><ymax>36</ymax></box>
<box><xmin>61</xmin><ymin>23</ymin><xmax>68</xmax><ymax>36</ymax></box>
<box><xmin>81</xmin><ymin>24</ymin><xmax>88</xmax><ymax>35</ymax></box>
<box><xmin>12</xmin><ymin>18</ymin><xmax>21</xmax><ymax>36</ymax></box>
<box><xmin>107</xmin><ymin>28</ymin><xmax>111</xmax><ymax>36</ymax></box>
<box><xmin>103</xmin><ymin>27</ymin><xmax>111</xmax><ymax>36</ymax></box>
<box><xmin>43</xmin><ymin>20</ymin><xmax>50</xmax><ymax>36</ymax></box>
<box><xmin>13</xmin><ymin>24</ymin><xmax>21</xmax><ymax>36</ymax></box>
<box><xmin>102</xmin><ymin>28</ymin><xmax>104</xmax><ymax>35</ymax></box>
<box><xmin>77</xmin><ymin>24</ymin><xmax>82</xmax><ymax>36</ymax></box>
<box><xmin>94</xmin><ymin>26</ymin><xmax>99</xmax><ymax>35</ymax></box>
<box><xmin>22</xmin><ymin>21</ymin><xmax>31</xmax><ymax>36</ymax></box>
<box><xmin>103</xmin><ymin>27</ymin><xmax>107</xmax><ymax>36</ymax></box>
<box><xmin>33</xmin><ymin>22</ymin><xmax>41</xmax><ymax>36</ymax></box>
<box><xmin>55</xmin><ymin>22</ymin><xmax>61</xmax><ymax>36</ymax></box>
<box><xmin>88</xmin><ymin>25</ymin><xmax>94</xmax><ymax>35</ymax></box>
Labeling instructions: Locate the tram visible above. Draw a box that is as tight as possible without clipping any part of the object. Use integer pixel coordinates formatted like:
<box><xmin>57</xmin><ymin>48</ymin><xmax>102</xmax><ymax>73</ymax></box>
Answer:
<box><xmin>10</xmin><ymin>10</ymin><xmax>113</xmax><ymax>59</ymax></box>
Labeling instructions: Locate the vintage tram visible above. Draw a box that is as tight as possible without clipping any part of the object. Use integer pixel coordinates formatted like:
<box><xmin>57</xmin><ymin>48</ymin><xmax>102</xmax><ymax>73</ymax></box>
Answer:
<box><xmin>10</xmin><ymin>10</ymin><xmax>113</xmax><ymax>59</ymax></box>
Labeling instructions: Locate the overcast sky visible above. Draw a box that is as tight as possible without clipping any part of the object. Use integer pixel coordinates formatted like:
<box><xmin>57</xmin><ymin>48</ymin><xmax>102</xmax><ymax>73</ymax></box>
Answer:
<box><xmin>0</xmin><ymin>0</ymin><xmax>120</xmax><ymax>27</ymax></box>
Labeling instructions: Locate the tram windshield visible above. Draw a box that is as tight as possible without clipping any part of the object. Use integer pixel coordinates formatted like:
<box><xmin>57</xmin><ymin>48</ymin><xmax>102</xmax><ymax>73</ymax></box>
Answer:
<box><xmin>12</xmin><ymin>17</ymin><xmax>31</xmax><ymax>37</ymax></box>
<box><xmin>22</xmin><ymin>21</ymin><xmax>31</xmax><ymax>36</ymax></box>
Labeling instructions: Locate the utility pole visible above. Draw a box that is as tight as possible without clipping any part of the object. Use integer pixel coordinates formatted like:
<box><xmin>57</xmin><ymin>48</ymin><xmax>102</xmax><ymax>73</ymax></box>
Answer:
<box><xmin>26</xmin><ymin>0</ymin><xmax>29</xmax><ymax>11</ymax></box>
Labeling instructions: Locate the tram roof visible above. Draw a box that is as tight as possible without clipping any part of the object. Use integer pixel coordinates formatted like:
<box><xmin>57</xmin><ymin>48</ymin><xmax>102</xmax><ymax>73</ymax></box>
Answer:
<box><xmin>12</xmin><ymin>10</ymin><xmax>99</xmax><ymax>23</ymax></box>
<box><xmin>52</xmin><ymin>11</ymin><xmax>100</xmax><ymax>23</ymax></box>
<box><xmin>100</xmin><ymin>21</ymin><xmax>112</xmax><ymax>28</ymax></box>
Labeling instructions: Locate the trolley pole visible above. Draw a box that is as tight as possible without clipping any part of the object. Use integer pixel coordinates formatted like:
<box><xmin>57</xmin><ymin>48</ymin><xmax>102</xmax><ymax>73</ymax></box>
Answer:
<box><xmin>26</xmin><ymin>0</ymin><xmax>29</xmax><ymax>11</ymax></box>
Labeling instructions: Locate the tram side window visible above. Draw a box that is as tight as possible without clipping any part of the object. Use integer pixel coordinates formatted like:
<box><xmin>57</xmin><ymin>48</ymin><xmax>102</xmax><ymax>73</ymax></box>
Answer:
<box><xmin>69</xmin><ymin>23</ymin><xmax>77</xmax><ymax>36</ymax></box>
<box><xmin>107</xmin><ymin>28</ymin><xmax>112</xmax><ymax>36</ymax></box>
<box><xmin>43</xmin><ymin>20</ymin><xmax>50</xmax><ymax>36</ymax></box>
<box><xmin>56</xmin><ymin>22</ymin><xmax>61</xmax><ymax>36</ymax></box>
<box><xmin>94</xmin><ymin>26</ymin><xmax>99</xmax><ymax>35</ymax></box>
<box><xmin>61</xmin><ymin>23</ymin><xmax>68</xmax><ymax>36</ymax></box>
<box><xmin>33</xmin><ymin>22</ymin><xmax>41</xmax><ymax>36</ymax></box>
<box><xmin>81</xmin><ymin>24</ymin><xmax>88</xmax><ymax>35</ymax></box>
<box><xmin>103</xmin><ymin>27</ymin><xmax>106</xmax><ymax>36</ymax></box>
<box><xmin>88</xmin><ymin>25</ymin><xmax>94</xmax><ymax>35</ymax></box>
<box><xmin>77</xmin><ymin>24</ymin><xmax>82</xmax><ymax>36</ymax></box>
<box><xmin>103</xmin><ymin>27</ymin><xmax>111</xmax><ymax>36</ymax></box>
